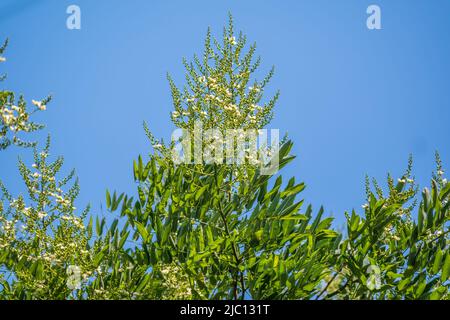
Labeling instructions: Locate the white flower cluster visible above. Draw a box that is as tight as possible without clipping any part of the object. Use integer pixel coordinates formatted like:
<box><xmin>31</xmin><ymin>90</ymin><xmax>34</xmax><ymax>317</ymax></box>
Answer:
<box><xmin>0</xmin><ymin>217</ymin><xmax>17</xmax><ymax>249</ymax></box>
<box><xmin>31</xmin><ymin>99</ymin><xmax>46</xmax><ymax>111</ymax></box>
<box><xmin>383</xmin><ymin>225</ymin><xmax>401</xmax><ymax>241</ymax></box>
<box><xmin>61</xmin><ymin>215</ymin><xmax>85</xmax><ymax>229</ymax></box>
<box><xmin>397</xmin><ymin>178</ymin><xmax>414</xmax><ymax>184</ymax></box>
<box><xmin>1</xmin><ymin>99</ymin><xmax>46</xmax><ymax>137</ymax></box>
<box><xmin>172</xmin><ymin>65</ymin><xmax>267</xmax><ymax>130</ymax></box>
<box><xmin>424</xmin><ymin>229</ymin><xmax>444</xmax><ymax>242</ymax></box>
<box><xmin>159</xmin><ymin>263</ymin><xmax>192</xmax><ymax>300</ymax></box>
<box><xmin>1</xmin><ymin>105</ymin><xmax>28</xmax><ymax>130</ymax></box>
<box><xmin>26</xmin><ymin>163</ymin><xmax>77</xmax><ymax>213</ymax></box>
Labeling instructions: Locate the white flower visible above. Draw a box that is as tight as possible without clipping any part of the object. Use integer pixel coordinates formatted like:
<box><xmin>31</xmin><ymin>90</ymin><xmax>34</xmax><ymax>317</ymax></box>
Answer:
<box><xmin>2</xmin><ymin>114</ymin><xmax>13</xmax><ymax>125</ymax></box>
<box><xmin>437</xmin><ymin>170</ymin><xmax>444</xmax><ymax>175</ymax></box>
<box><xmin>229</xmin><ymin>36</ymin><xmax>237</xmax><ymax>46</ymax></box>
<box><xmin>153</xmin><ymin>144</ymin><xmax>163</xmax><ymax>149</ymax></box>
<box><xmin>442</xmin><ymin>178</ymin><xmax>447</xmax><ymax>184</ymax></box>
<box><xmin>0</xmin><ymin>56</ymin><xmax>6</xmax><ymax>62</ymax></box>
<box><xmin>224</xmin><ymin>104</ymin><xmax>237</xmax><ymax>112</ymax></box>
<box><xmin>32</xmin><ymin>99</ymin><xmax>46</xmax><ymax>111</ymax></box>
<box><xmin>197</xmin><ymin>76</ymin><xmax>206</xmax><ymax>83</ymax></box>
<box><xmin>249</xmin><ymin>86</ymin><xmax>260</xmax><ymax>93</ymax></box>
<box><xmin>172</xmin><ymin>111</ymin><xmax>180</xmax><ymax>118</ymax></box>
<box><xmin>362</xmin><ymin>204</ymin><xmax>369</xmax><ymax>209</ymax></box>
<box><xmin>37</xmin><ymin>212</ymin><xmax>47</xmax><ymax>219</ymax></box>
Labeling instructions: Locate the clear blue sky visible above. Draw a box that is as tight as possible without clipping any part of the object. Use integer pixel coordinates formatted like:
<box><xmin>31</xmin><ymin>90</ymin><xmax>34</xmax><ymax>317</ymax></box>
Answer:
<box><xmin>1</xmin><ymin>0</ymin><xmax>449</xmax><ymax>226</ymax></box>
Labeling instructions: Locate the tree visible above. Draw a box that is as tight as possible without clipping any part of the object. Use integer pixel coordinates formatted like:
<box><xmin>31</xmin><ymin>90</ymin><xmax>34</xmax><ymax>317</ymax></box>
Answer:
<box><xmin>109</xmin><ymin>14</ymin><xmax>341</xmax><ymax>300</ymax></box>
<box><xmin>1</xmin><ymin>15</ymin><xmax>449</xmax><ymax>300</ymax></box>
<box><xmin>0</xmin><ymin>137</ymin><xmax>94</xmax><ymax>299</ymax></box>
<box><xmin>110</xmin><ymin>141</ymin><xmax>339</xmax><ymax>299</ymax></box>
<box><xmin>0</xmin><ymin>40</ymin><xmax>189</xmax><ymax>300</ymax></box>
<box><xmin>109</xmin><ymin>15</ymin><xmax>449</xmax><ymax>300</ymax></box>
<box><xmin>0</xmin><ymin>41</ymin><xmax>95</xmax><ymax>299</ymax></box>
<box><xmin>321</xmin><ymin>155</ymin><xmax>450</xmax><ymax>299</ymax></box>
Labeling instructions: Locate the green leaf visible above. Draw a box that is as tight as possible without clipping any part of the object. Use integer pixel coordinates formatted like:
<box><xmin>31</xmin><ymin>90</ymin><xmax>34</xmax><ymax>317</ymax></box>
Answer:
<box><xmin>119</xmin><ymin>231</ymin><xmax>130</xmax><ymax>249</ymax></box>
<box><xmin>398</xmin><ymin>276</ymin><xmax>412</xmax><ymax>291</ymax></box>
<box><xmin>106</xmin><ymin>189</ymin><xmax>111</xmax><ymax>209</ymax></box>
<box><xmin>95</xmin><ymin>216</ymin><xmax>101</xmax><ymax>236</ymax></box>
<box><xmin>110</xmin><ymin>219</ymin><xmax>118</xmax><ymax>233</ymax></box>
<box><xmin>432</xmin><ymin>249</ymin><xmax>443</xmax><ymax>274</ymax></box>
<box><xmin>254</xmin><ymin>229</ymin><xmax>263</xmax><ymax>242</ymax></box>
<box><xmin>279</xmin><ymin>214</ymin><xmax>308</xmax><ymax>220</ymax></box>
<box><xmin>278</xmin><ymin>201</ymin><xmax>303</xmax><ymax>218</ymax></box>
<box><xmin>281</xmin><ymin>183</ymin><xmax>305</xmax><ymax>198</ymax></box>
<box><xmin>133</xmin><ymin>160</ymin><xmax>138</xmax><ymax>181</ymax></box>
<box><xmin>441</xmin><ymin>252</ymin><xmax>450</xmax><ymax>282</ymax></box>
<box><xmin>195</xmin><ymin>185</ymin><xmax>208</xmax><ymax>201</ymax></box>
<box><xmin>135</xmin><ymin>221</ymin><xmax>149</xmax><ymax>242</ymax></box>
<box><xmin>93</xmin><ymin>251</ymin><xmax>104</xmax><ymax>267</ymax></box>
<box><xmin>311</xmin><ymin>206</ymin><xmax>324</xmax><ymax>232</ymax></box>
<box><xmin>418</xmin><ymin>205</ymin><xmax>425</xmax><ymax>234</ymax></box>
<box><xmin>87</xmin><ymin>216</ymin><xmax>93</xmax><ymax>238</ymax></box>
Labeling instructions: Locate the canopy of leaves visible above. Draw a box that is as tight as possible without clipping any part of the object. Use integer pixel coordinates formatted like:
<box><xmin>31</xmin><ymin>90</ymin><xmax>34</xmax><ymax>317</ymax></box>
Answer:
<box><xmin>0</xmin><ymin>17</ymin><xmax>449</xmax><ymax>300</ymax></box>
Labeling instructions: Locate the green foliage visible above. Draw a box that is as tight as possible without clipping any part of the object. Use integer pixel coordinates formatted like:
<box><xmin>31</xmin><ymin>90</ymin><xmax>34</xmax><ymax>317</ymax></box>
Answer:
<box><xmin>319</xmin><ymin>158</ymin><xmax>449</xmax><ymax>300</ymax></box>
<box><xmin>0</xmin><ymin>138</ymin><xmax>171</xmax><ymax>300</ymax></box>
<box><xmin>0</xmin><ymin>18</ymin><xmax>449</xmax><ymax>300</ymax></box>
<box><xmin>0</xmin><ymin>138</ymin><xmax>93</xmax><ymax>299</ymax></box>
<box><xmin>110</xmin><ymin>141</ymin><xmax>339</xmax><ymax>299</ymax></box>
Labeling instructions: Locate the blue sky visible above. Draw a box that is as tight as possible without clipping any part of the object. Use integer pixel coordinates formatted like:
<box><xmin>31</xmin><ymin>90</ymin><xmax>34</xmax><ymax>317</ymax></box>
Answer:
<box><xmin>1</xmin><ymin>0</ymin><xmax>449</xmax><ymax>226</ymax></box>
